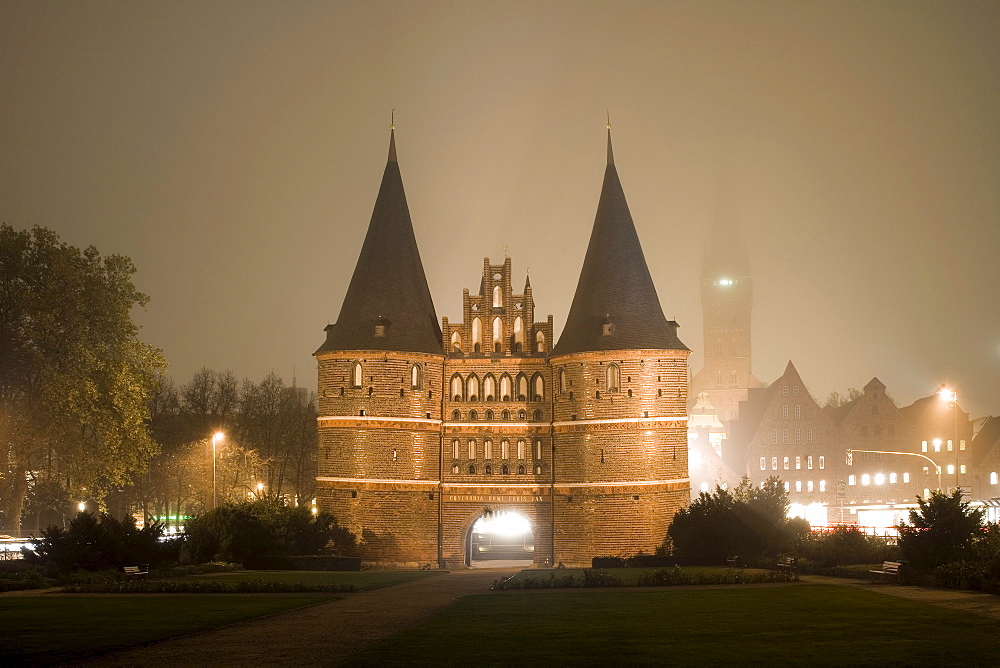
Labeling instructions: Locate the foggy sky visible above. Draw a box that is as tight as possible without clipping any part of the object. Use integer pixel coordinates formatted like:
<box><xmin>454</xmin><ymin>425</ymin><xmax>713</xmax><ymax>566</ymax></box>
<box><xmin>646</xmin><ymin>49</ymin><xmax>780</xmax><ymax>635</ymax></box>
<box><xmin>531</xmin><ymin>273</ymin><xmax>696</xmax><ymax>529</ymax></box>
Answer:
<box><xmin>2</xmin><ymin>1</ymin><xmax>998</xmax><ymax>416</ymax></box>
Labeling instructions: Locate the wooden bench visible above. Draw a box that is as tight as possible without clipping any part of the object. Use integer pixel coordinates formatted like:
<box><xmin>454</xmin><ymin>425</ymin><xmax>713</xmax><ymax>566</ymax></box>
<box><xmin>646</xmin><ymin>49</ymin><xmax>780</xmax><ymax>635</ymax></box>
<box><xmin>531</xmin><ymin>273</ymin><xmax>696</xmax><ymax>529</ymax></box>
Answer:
<box><xmin>726</xmin><ymin>555</ymin><xmax>745</xmax><ymax>568</ymax></box>
<box><xmin>123</xmin><ymin>565</ymin><xmax>149</xmax><ymax>579</ymax></box>
<box><xmin>775</xmin><ymin>556</ymin><xmax>797</xmax><ymax>574</ymax></box>
<box><xmin>869</xmin><ymin>561</ymin><xmax>901</xmax><ymax>583</ymax></box>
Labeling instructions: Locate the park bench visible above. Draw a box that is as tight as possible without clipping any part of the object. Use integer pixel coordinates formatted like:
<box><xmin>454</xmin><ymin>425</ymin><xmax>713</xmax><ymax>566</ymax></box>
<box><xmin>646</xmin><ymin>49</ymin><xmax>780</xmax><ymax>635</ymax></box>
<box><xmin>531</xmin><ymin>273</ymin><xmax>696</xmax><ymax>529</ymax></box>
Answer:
<box><xmin>726</xmin><ymin>555</ymin><xmax>746</xmax><ymax>567</ymax></box>
<box><xmin>123</xmin><ymin>565</ymin><xmax>149</xmax><ymax>579</ymax></box>
<box><xmin>869</xmin><ymin>561</ymin><xmax>901</xmax><ymax>584</ymax></box>
<box><xmin>775</xmin><ymin>556</ymin><xmax>797</xmax><ymax>575</ymax></box>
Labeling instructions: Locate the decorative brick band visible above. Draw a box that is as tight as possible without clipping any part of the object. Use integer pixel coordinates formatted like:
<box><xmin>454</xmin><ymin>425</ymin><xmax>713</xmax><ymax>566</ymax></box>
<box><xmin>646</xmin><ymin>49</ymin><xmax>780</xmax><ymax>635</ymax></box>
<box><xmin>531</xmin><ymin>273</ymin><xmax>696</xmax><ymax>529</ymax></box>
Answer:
<box><xmin>318</xmin><ymin>416</ymin><xmax>442</xmax><ymax>431</ymax></box>
<box><xmin>317</xmin><ymin>476</ymin><xmax>440</xmax><ymax>486</ymax></box>
<box><xmin>553</xmin><ymin>416</ymin><xmax>687</xmax><ymax>433</ymax></box>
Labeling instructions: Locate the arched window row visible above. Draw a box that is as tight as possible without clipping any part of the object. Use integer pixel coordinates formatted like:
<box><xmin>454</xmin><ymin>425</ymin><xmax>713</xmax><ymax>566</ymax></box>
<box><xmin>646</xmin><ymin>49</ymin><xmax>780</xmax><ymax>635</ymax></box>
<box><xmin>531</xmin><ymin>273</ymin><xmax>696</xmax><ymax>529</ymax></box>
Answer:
<box><xmin>448</xmin><ymin>438</ymin><xmax>545</xmax><ymax>463</ymax></box>
<box><xmin>448</xmin><ymin>319</ymin><xmax>548</xmax><ymax>355</ymax></box>
<box><xmin>447</xmin><ymin>372</ymin><xmax>545</xmax><ymax>402</ymax></box>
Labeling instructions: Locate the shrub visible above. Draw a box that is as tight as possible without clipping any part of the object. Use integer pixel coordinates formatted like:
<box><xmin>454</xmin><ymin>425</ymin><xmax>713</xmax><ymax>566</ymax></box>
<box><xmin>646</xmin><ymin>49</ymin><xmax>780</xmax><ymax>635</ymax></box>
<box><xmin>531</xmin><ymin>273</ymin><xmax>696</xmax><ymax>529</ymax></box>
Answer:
<box><xmin>184</xmin><ymin>498</ymin><xmax>356</xmax><ymax>564</ymax></box>
<box><xmin>898</xmin><ymin>490</ymin><xmax>984</xmax><ymax>569</ymax></box>
<box><xmin>798</xmin><ymin>527</ymin><xmax>896</xmax><ymax>567</ymax></box>
<box><xmin>23</xmin><ymin>512</ymin><xmax>172</xmax><ymax>573</ymax></box>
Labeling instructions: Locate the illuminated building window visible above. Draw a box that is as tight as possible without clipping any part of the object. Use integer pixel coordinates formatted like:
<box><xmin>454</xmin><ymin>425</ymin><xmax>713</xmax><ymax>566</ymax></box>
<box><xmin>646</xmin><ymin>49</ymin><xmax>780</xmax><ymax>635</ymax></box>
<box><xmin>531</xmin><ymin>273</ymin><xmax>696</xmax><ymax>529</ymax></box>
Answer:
<box><xmin>960</xmin><ymin>464</ymin><xmax>967</xmax><ymax>474</ymax></box>
<box><xmin>500</xmin><ymin>374</ymin><xmax>512</xmax><ymax>401</ymax></box>
<box><xmin>783</xmin><ymin>429</ymin><xmax>789</xmax><ymax>444</ymax></box>
<box><xmin>874</xmin><ymin>473</ymin><xmax>884</xmax><ymax>485</ymax></box>
<box><xmin>783</xmin><ymin>456</ymin><xmax>790</xmax><ymax>470</ymax></box>
<box><xmin>889</xmin><ymin>473</ymin><xmax>897</xmax><ymax>484</ymax></box>
<box><xmin>807</xmin><ymin>480</ymin><xmax>814</xmax><ymax>492</ymax></box>
<box><xmin>807</xmin><ymin>430</ymin><xmax>813</xmax><ymax>444</ymax></box>
<box><xmin>472</xmin><ymin>317</ymin><xmax>483</xmax><ymax>353</ymax></box>
<box><xmin>782</xmin><ymin>405</ymin><xmax>789</xmax><ymax>419</ymax></box>
<box><xmin>819</xmin><ymin>456</ymin><xmax>825</xmax><ymax>469</ymax></box>
<box><xmin>923</xmin><ymin>466</ymin><xmax>929</xmax><ymax>474</ymax></box>
<box><xmin>903</xmin><ymin>472</ymin><xmax>910</xmax><ymax>483</ymax></box>
<box><xmin>947</xmin><ymin>464</ymin><xmax>955</xmax><ymax>475</ymax></box>
<box><xmin>493</xmin><ymin>285</ymin><xmax>502</xmax><ymax>307</ymax></box>
<box><xmin>533</xmin><ymin>374</ymin><xmax>545</xmax><ymax>401</ymax></box>
<box><xmin>794</xmin><ymin>405</ymin><xmax>801</xmax><ymax>420</ymax></box>
<box><xmin>807</xmin><ymin>456</ymin><xmax>813</xmax><ymax>470</ymax></box>
<box><xmin>467</xmin><ymin>375</ymin><xmax>480</xmax><ymax>401</ymax></box>
<box><xmin>351</xmin><ymin>362</ymin><xmax>363</xmax><ymax>388</ymax></box>
<box><xmin>771</xmin><ymin>457</ymin><xmax>778</xmax><ymax>470</ymax></box>
<box><xmin>451</xmin><ymin>331</ymin><xmax>462</xmax><ymax>352</ymax></box>
<box><xmin>991</xmin><ymin>472</ymin><xmax>998</xmax><ymax>485</ymax></box>
<box><xmin>452</xmin><ymin>464</ymin><xmax>460</xmax><ymax>474</ymax></box>
<box><xmin>921</xmin><ymin>440</ymin><xmax>927</xmax><ymax>452</ymax></box>
<box><xmin>484</xmin><ymin>375</ymin><xmax>497</xmax><ymax>401</ymax></box>
<box><xmin>784</xmin><ymin>481</ymin><xmax>790</xmax><ymax>492</ymax></box>
<box><xmin>861</xmin><ymin>474</ymin><xmax>870</xmax><ymax>485</ymax></box>
<box><xmin>760</xmin><ymin>457</ymin><xmax>766</xmax><ymax>471</ymax></box>
<box><xmin>452</xmin><ymin>439</ymin><xmax>460</xmax><ymax>459</ymax></box>
<box><xmin>700</xmin><ymin>482</ymin><xmax>709</xmax><ymax>493</ymax></box>
<box><xmin>517</xmin><ymin>374</ymin><xmax>528</xmax><ymax>401</ymax></box>
<box><xmin>924</xmin><ymin>488</ymin><xmax>931</xmax><ymax>498</ymax></box>
<box><xmin>795</xmin><ymin>456</ymin><xmax>801</xmax><ymax>470</ymax></box>
<box><xmin>848</xmin><ymin>475</ymin><xmax>856</xmax><ymax>486</ymax></box>
<box><xmin>484</xmin><ymin>440</ymin><xmax>493</xmax><ymax>459</ymax></box>
<box><xmin>517</xmin><ymin>440</ymin><xmax>525</xmax><ymax>460</ymax></box>
<box><xmin>535</xmin><ymin>330</ymin><xmax>545</xmax><ymax>352</ymax></box>
<box><xmin>410</xmin><ymin>364</ymin><xmax>422</xmax><ymax>389</ymax></box>
<box><xmin>960</xmin><ymin>440</ymin><xmax>966</xmax><ymax>451</ymax></box>
<box><xmin>501</xmin><ymin>439</ymin><xmax>510</xmax><ymax>459</ymax></box>
<box><xmin>513</xmin><ymin>317</ymin><xmax>524</xmax><ymax>351</ymax></box>
<box><xmin>451</xmin><ymin>374</ymin><xmax>463</xmax><ymax>401</ymax></box>
<box><xmin>468</xmin><ymin>440</ymin><xmax>476</xmax><ymax>459</ymax></box>
<box><xmin>534</xmin><ymin>465</ymin><xmax>542</xmax><ymax>474</ymax></box>
<box><xmin>771</xmin><ymin>429</ymin><xmax>777</xmax><ymax>444</ymax></box>
<box><xmin>795</xmin><ymin>481</ymin><xmax>802</xmax><ymax>492</ymax></box>
<box><xmin>933</xmin><ymin>439</ymin><xmax>941</xmax><ymax>452</ymax></box>
<box><xmin>819</xmin><ymin>480</ymin><xmax>826</xmax><ymax>492</ymax></box>
<box><xmin>947</xmin><ymin>440</ymin><xmax>953</xmax><ymax>452</ymax></box>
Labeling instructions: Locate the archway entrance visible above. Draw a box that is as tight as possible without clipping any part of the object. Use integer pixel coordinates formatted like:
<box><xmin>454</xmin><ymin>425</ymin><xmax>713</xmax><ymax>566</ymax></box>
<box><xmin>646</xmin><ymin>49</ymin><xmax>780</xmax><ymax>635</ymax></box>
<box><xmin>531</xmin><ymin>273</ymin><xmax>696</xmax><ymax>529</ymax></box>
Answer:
<box><xmin>465</xmin><ymin>511</ymin><xmax>534</xmax><ymax>568</ymax></box>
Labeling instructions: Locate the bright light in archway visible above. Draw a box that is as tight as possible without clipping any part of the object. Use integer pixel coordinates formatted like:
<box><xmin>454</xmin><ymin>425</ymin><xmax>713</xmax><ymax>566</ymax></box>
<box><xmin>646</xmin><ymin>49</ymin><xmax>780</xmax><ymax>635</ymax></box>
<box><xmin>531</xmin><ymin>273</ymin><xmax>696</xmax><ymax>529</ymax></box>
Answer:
<box><xmin>473</xmin><ymin>511</ymin><xmax>531</xmax><ymax>537</ymax></box>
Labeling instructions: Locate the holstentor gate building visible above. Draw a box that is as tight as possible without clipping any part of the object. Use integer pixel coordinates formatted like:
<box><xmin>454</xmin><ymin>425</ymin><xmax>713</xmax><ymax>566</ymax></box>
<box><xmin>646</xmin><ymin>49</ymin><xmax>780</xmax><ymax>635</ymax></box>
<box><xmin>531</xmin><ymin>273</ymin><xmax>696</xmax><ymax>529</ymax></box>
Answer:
<box><xmin>315</xmin><ymin>127</ymin><xmax>690</xmax><ymax>567</ymax></box>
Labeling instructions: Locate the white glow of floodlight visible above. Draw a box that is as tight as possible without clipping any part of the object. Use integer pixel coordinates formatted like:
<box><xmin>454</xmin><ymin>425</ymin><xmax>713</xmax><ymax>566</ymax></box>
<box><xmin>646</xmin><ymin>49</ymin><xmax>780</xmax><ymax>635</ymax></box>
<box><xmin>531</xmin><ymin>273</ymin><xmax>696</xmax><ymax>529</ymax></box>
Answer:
<box><xmin>473</xmin><ymin>511</ymin><xmax>531</xmax><ymax>537</ymax></box>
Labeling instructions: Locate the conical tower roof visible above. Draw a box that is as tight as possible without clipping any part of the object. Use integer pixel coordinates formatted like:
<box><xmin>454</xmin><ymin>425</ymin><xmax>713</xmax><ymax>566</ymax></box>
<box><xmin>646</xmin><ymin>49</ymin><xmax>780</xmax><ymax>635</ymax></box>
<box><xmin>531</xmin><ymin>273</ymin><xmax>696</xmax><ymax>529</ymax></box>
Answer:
<box><xmin>316</xmin><ymin>130</ymin><xmax>442</xmax><ymax>355</ymax></box>
<box><xmin>554</xmin><ymin>129</ymin><xmax>687</xmax><ymax>355</ymax></box>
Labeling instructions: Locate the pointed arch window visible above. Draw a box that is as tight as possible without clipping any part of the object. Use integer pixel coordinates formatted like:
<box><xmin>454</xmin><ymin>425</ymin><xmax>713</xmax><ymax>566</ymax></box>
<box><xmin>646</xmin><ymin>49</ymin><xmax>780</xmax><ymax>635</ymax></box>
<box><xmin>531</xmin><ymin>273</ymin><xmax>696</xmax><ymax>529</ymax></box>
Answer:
<box><xmin>500</xmin><ymin>374</ymin><xmax>513</xmax><ymax>401</ymax></box>
<box><xmin>516</xmin><ymin>374</ymin><xmax>528</xmax><ymax>401</ymax></box>
<box><xmin>452</xmin><ymin>439</ymin><xmax>460</xmax><ymax>459</ymax></box>
<box><xmin>501</xmin><ymin>464</ymin><xmax>510</xmax><ymax>475</ymax></box>
<box><xmin>472</xmin><ymin>317</ymin><xmax>482</xmax><ymax>352</ymax></box>
<box><xmin>493</xmin><ymin>285</ymin><xmax>503</xmax><ymax>307</ymax></box>
<box><xmin>532</xmin><ymin>373</ymin><xmax>544</xmax><ymax>401</ymax></box>
<box><xmin>492</xmin><ymin>317</ymin><xmax>504</xmax><ymax>352</ymax></box>
<box><xmin>410</xmin><ymin>364</ymin><xmax>422</xmax><ymax>390</ymax></box>
<box><xmin>485</xmin><ymin>409</ymin><xmax>494</xmax><ymax>421</ymax></box>
<box><xmin>535</xmin><ymin>330</ymin><xmax>545</xmax><ymax>352</ymax></box>
<box><xmin>533</xmin><ymin>439</ymin><xmax>543</xmax><ymax>460</ymax></box>
<box><xmin>450</xmin><ymin>374</ymin><xmax>464</xmax><ymax>401</ymax></box>
<box><xmin>484</xmin><ymin>439</ymin><xmax>493</xmax><ymax>459</ymax></box>
<box><xmin>485</xmin><ymin>463</ymin><xmax>493</xmax><ymax>475</ymax></box>
<box><xmin>467</xmin><ymin>374</ymin><xmax>480</xmax><ymax>402</ymax></box>
<box><xmin>517</xmin><ymin>440</ymin><xmax>525</xmax><ymax>460</ymax></box>
<box><xmin>517</xmin><ymin>465</ymin><xmax>526</xmax><ymax>475</ymax></box>
<box><xmin>468</xmin><ymin>439</ymin><xmax>476</xmax><ymax>459</ymax></box>
<box><xmin>351</xmin><ymin>362</ymin><xmax>363</xmax><ymax>388</ymax></box>
<box><xmin>451</xmin><ymin>332</ymin><xmax>462</xmax><ymax>354</ymax></box>
<box><xmin>483</xmin><ymin>374</ymin><xmax>497</xmax><ymax>401</ymax></box>
<box><xmin>468</xmin><ymin>464</ymin><xmax>477</xmax><ymax>474</ymax></box>
<box><xmin>559</xmin><ymin>368</ymin><xmax>567</xmax><ymax>394</ymax></box>
<box><xmin>501</xmin><ymin>439</ymin><xmax>510</xmax><ymax>459</ymax></box>
<box><xmin>607</xmin><ymin>363</ymin><xmax>621</xmax><ymax>392</ymax></box>
<box><xmin>513</xmin><ymin>317</ymin><xmax>524</xmax><ymax>351</ymax></box>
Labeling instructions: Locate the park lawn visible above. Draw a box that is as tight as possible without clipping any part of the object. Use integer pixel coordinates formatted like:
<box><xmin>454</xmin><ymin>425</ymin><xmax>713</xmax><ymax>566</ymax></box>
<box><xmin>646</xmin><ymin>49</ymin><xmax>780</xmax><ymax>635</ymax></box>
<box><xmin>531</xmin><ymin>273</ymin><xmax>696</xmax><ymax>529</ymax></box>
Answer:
<box><xmin>189</xmin><ymin>569</ymin><xmax>439</xmax><ymax>591</ymax></box>
<box><xmin>0</xmin><ymin>594</ymin><xmax>330</xmax><ymax>665</ymax></box>
<box><xmin>508</xmin><ymin>566</ymin><xmax>764</xmax><ymax>585</ymax></box>
<box><xmin>350</xmin><ymin>584</ymin><xmax>1000</xmax><ymax>666</ymax></box>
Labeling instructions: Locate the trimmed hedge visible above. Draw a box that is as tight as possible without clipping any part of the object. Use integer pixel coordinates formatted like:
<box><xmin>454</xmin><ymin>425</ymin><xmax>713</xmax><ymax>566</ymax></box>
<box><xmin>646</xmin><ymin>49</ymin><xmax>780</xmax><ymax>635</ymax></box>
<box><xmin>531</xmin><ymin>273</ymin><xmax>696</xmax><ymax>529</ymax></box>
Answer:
<box><xmin>242</xmin><ymin>554</ymin><xmax>362</xmax><ymax>571</ymax></box>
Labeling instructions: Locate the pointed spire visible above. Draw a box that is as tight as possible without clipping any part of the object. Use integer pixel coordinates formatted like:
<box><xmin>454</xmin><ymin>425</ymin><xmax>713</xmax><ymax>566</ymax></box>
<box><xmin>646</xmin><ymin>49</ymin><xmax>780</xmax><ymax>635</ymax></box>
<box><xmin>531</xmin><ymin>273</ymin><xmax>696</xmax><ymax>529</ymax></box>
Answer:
<box><xmin>387</xmin><ymin>109</ymin><xmax>397</xmax><ymax>162</ymax></box>
<box><xmin>316</xmin><ymin>129</ymin><xmax>441</xmax><ymax>355</ymax></box>
<box><xmin>553</xmin><ymin>127</ymin><xmax>687</xmax><ymax>356</ymax></box>
<box><xmin>524</xmin><ymin>272</ymin><xmax>531</xmax><ymax>291</ymax></box>
<box><xmin>606</xmin><ymin>111</ymin><xmax>614</xmax><ymax>165</ymax></box>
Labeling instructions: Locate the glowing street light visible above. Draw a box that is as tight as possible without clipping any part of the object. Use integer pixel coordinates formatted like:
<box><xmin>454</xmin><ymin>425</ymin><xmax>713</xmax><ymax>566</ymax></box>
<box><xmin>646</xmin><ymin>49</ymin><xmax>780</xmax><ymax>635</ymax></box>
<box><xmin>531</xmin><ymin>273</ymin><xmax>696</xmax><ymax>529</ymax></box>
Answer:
<box><xmin>211</xmin><ymin>431</ymin><xmax>225</xmax><ymax>510</ymax></box>
<box><xmin>938</xmin><ymin>386</ymin><xmax>960</xmax><ymax>490</ymax></box>
<box><xmin>77</xmin><ymin>501</ymin><xmax>86</xmax><ymax>513</ymax></box>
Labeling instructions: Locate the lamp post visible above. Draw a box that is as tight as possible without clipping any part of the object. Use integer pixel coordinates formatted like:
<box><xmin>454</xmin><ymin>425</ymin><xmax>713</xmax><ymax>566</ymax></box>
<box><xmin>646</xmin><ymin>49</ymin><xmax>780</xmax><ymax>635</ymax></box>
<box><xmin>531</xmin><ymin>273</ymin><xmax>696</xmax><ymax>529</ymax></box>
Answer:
<box><xmin>938</xmin><ymin>387</ymin><xmax>959</xmax><ymax>492</ymax></box>
<box><xmin>211</xmin><ymin>431</ymin><xmax>224</xmax><ymax>510</ymax></box>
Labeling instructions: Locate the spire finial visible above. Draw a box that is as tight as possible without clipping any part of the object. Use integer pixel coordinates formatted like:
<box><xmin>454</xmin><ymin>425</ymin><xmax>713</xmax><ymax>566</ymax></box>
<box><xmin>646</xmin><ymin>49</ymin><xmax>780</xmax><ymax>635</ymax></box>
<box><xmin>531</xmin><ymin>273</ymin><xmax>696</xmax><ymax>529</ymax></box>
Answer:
<box><xmin>388</xmin><ymin>109</ymin><xmax>397</xmax><ymax>163</ymax></box>
<box><xmin>606</xmin><ymin>111</ymin><xmax>614</xmax><ymax>166</ymax></box>
<box><xmin>503</xmin><ymin>244</ymin><xmax>509</xmax><ymax>257</ymax></box>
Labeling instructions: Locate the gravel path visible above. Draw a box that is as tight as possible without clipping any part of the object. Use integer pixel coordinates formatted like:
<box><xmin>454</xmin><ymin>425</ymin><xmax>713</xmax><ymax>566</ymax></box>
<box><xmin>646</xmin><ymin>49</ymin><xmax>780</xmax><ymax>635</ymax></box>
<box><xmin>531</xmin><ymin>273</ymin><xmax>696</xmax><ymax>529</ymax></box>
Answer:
<box><xmin>76</xmin><ymin>569</ymin><xmax>504</xmax><ymax>667</ymax></box>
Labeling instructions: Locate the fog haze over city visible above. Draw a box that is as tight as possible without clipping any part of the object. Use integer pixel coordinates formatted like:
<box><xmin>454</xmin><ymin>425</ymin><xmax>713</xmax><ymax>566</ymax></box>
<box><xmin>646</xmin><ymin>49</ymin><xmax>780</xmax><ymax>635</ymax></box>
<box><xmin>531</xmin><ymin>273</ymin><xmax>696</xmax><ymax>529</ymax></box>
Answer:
<box><xmin>3</xmin><ymin>1</ymin><xmax>997</xmax><ymax>416</ymax></box>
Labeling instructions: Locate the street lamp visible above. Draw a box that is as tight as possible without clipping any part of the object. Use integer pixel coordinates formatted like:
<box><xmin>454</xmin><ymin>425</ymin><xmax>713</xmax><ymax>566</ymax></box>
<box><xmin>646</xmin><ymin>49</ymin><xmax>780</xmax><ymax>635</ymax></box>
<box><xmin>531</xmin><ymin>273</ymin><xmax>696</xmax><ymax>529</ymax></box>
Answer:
<box><xmin>938</xmin><ymin>387</ymin><xmax>960</xmax><ymax>491</ymax></box>
<box><xmin>848</xmin><ymin>449</ymin><xmax>942</xmax><ymax>492</ymax></box>
<box><xmin>211</xmin><ymin>431</ymin><xmax>225</xmax><ymax>510</ymax></box>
